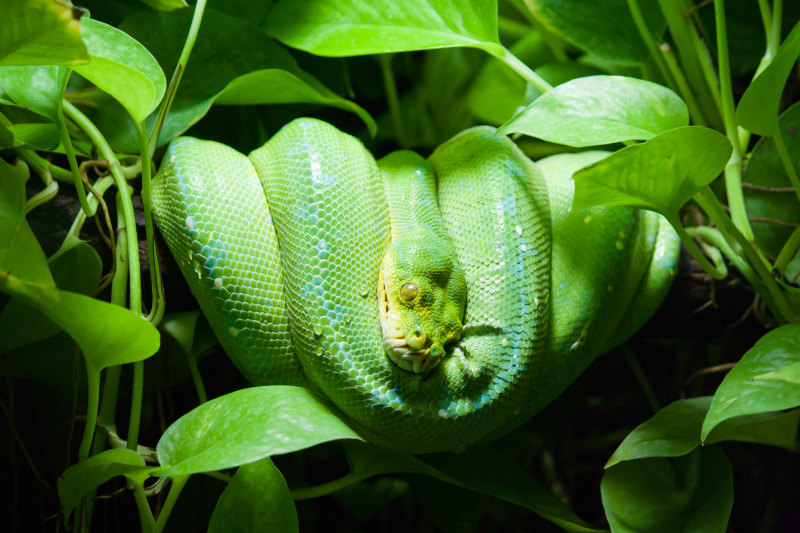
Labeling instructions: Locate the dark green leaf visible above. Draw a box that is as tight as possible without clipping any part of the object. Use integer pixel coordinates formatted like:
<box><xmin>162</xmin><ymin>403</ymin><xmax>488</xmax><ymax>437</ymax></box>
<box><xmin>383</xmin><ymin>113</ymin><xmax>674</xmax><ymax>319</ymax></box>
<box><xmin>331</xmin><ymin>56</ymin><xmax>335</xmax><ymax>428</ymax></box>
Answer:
<box><xmin>703</xmin><ymin>324</ymin><xmax>800</xmax><ymax>440</ymax></box>
<box><xmin>342</xmin><ymin>442</ymin><xmax>602</xmax><ymax>532</ymax></box>
<box><xmin>162</xmin><ymin>310</ymin><xmax>202</xmax><ymax>356</ymax></box>
<box><xmin>498</xmin><ymin>75</ymin><xmax>688</xmax><ymax>146</ymax></box>
<box><xmin>572</xmin><ymin>126</ymin><xmax>731</xmax><ymax>214</ymax></box>
<box><xmin>73</xmin><ymin>18</ymin><xmax>166</xmax><ymax>123</ymax></box>
<box><xmin>264</xmin><ymin>0</ymin><xmax>501</xmax><ymax>56</ymax></box>
<box><xmin>208</xmin><ymin>457</ymin><xmax>298</xmax><ymax>533</ymax></box>
<box><xmin>0</xmin><ymin>238</ymin><xmax>102</xmax><ymax>354</ymax></box>
<box><xmin>0</xmin><ymin>157</ymin><xmax>53</xmax><ymax>285</ymax></box>
<box><xmin>58</xmin><ymin>448</ymin><xmax>153</xmax><ymax>522</ymax></box>
<box><xmin>156</xmin><ymin>386</ymin><xmax>362</xmax><ymax>476</ymax></box>
<box><xmin>526</xmin><ymin>0</ymin><xmax>665</xmax><ymax>64</ymax></box>
<box><xmin>0</xmin><ymin>272</ymin><xmax>160</xmax><ymax>373</ymax></box>
<box><xmin>736</xmin><ymin>20</ymin><xmax>800</xmax><ymax>136</ymax></box>
<box><xmin>607</xmin><ymin>397</ymin><xmax>800</xmax><ymax>467</ymax></box>
<box><xmin>0</xmin><ymin>0</ymin><xmax>89</xmax><ymax>66</ymax></box>
<box><xmin>601</xmin><ymin>448</ymin><xmax>733</xmax><ymax>533</ymax></box>
<box><xmin>0</xmin><ymin>65</ymin><xmax>68</xmax><ymax>121</ymax></box>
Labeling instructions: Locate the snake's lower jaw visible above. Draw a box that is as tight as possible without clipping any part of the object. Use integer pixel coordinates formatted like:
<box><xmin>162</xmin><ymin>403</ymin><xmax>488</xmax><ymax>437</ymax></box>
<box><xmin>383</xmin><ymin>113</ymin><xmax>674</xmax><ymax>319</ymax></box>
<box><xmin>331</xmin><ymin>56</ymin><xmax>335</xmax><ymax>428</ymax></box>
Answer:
<box><xmin>384</xmin><ymin>339</ymin><xmax>444</xmax><ymax>374</ymax></box>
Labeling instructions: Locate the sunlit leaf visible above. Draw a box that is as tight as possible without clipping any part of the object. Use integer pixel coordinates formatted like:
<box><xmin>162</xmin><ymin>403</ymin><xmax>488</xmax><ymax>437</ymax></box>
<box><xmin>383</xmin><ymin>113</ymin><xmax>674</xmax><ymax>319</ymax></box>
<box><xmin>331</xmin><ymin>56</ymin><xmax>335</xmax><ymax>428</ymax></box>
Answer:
<box><xmin>208</xmin><ymin>457</ymin><xmax>298</xmax><ymax>533</ymax></box>
<box><xmin>0</xmin><ymin>65</ymin><xmax>68</xmax><ymax>121</ymax></box>
<box><xmin>572</xmin><ymin>126</ymin><xmax>731</xmax><ymax>215</ymax></box>
<box><xmin>0</xmin><ymin>0</ymin><xmax>89</xmax><ymax>66</ymax></box>
<box><xmin>265</xmin><ymin>0</ymin><xmax>502</xmax><ymax>56</ymax></box>
<box><xmin>0</xmin><ymin>157</ymin><xmax>53</xmax><ymax>285</ymax></box>
<box><xmin>156</xmin><ymin>386</ymin><xmax>362</xmax><ymax>476</ymax></box>
<box><xmin>73</xmin><ymin>18</ymin><xmax>166</xmax><ymax>123</ymax></box>
<box><xmin>498</xmin><ymin>76</ymin><xmax>688</xmax><ymax>147</ymax></box>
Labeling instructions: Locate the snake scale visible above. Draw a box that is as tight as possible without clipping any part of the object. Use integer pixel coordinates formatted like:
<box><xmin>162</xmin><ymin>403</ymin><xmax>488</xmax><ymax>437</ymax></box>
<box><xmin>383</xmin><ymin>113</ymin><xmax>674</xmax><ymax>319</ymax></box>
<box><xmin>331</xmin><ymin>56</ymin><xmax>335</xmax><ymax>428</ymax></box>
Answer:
<box><xmin>152</xmin><ymin>118</ymin><xmax>679</xmax><ymax>453</ymax></box>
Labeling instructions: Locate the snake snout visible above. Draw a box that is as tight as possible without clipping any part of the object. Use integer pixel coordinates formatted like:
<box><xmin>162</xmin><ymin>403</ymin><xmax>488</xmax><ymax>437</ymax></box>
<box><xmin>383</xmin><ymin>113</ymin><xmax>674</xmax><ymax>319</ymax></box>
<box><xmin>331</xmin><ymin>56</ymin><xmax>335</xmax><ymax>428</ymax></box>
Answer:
<box><xmin>406</xmin><ymin>326</ymin><xmax>427</xmax><ymax>351</ymax></box>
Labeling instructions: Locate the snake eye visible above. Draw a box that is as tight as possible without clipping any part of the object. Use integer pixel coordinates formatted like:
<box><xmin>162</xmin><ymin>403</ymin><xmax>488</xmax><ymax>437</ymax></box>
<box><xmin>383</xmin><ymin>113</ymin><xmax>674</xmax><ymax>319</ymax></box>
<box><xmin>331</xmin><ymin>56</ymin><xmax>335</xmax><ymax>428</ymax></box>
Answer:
<box><xmin>400</xmin><ymin>282</ymin><xmax>418</xmax><ymax>302</ymax></box>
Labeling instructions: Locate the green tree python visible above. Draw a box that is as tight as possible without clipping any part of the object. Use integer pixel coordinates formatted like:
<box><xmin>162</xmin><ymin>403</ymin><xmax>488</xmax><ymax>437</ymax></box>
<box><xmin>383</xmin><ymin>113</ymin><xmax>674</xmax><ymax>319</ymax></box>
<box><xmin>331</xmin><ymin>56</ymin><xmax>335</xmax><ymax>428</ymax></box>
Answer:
<box><xmin>152</xmin><ymin>118</ymin><xmax>679</xmax><ymax>454</ymax></box>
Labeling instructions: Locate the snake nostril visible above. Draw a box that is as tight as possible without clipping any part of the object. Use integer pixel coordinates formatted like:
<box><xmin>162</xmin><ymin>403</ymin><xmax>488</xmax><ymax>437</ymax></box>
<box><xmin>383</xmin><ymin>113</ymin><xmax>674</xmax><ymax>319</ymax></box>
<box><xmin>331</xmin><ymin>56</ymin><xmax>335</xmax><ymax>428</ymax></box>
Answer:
<box><xmin>406</xmin><ymin>327</ymin><xmax>426</xmax><ymax>350</ymax></box>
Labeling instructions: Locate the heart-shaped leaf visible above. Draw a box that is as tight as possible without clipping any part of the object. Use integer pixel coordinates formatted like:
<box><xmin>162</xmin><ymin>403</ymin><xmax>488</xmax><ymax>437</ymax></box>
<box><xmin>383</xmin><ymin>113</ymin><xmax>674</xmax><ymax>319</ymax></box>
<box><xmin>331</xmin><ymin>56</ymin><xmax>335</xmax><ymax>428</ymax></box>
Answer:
<box><xmin>156</xmin><ymin>386</ymin><xmax>362</xmax><ymax>476</ymax></box>
<box><xmin>572</xmin><ymin>126</ymin><xmax>731</xmax><ymax>215</ymax></box>
<box><xmin>208</xmin><ymin>457</ymin><xmax>299</xmax><ymax>533</ymax></box>
<box><xmin>73</xmin><ymin>18</ymin><xmax>166</xmax><ymax>123</ymax></box>
<box><xmin>265</xmin><ymin>0</ymin><xmax>501</xmax><ymax>56</ymax></box>
<box><xmin>736</xmin><ymin>20</ymin><xmax>800</xmax><ymax>136</ymax></box>
<box><xmin>0</xmin><ymin>65</ymin><xmax>69</xmax><ymax>121</ymax></box>
<box><xmin>498</xmin><ymin>75</ymin><xmax>688</xmax><ymax>147</ymax></box>
<box><xmin>702</xmin><ymin>324</ymin><xmax>800</xmax><ymax>440</ymax></box>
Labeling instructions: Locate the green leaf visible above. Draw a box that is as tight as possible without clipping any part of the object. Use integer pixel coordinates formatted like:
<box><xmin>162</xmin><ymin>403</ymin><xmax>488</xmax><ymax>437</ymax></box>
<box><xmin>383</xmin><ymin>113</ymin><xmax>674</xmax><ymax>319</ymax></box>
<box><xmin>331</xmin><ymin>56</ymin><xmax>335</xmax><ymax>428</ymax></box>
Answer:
<box><xmin>0</xmin><ymin>272</ymin><xmax>160</xmax><ymax>373</ymax></box>
<box><xmin>0</xmin><ymin>157</ymin><xmax>53</xmax><ymax>285</ymax></box>
<box><xmin>601</xmin><ymin>448</ymin><xmax>733</xmax><ymax>533</ymax></box>
<box><xmin>572</xmin><ymin>126</ymin><xmax>732</xmax><ymax>215</ymax></box>
<box><xmin>73</xmin><ymin>18</ymin><xmax>166</xmax><ymax>123</ymax></box>
<box><xmin>58</xmin><ymin>448</ymin><xmax>153</xmax><ymax>522</ymax></box>
<box><xmin>497</xmin><ymin>75</ymin><xmax>688</xmax><ymax>146</ymax></box>
<box><xmin>526</xmin><ymin>0</ymin><xmax>665</xmax><ymax>64</ymax></box>
<box><xmin>264</xmin><ymin>0</ymin><xmax>502</xmax><ymax>56</ymax></box>
<box><xmin>101</xmin><ymin>8</ymin><xmax>373</xmax><ymax>151</ymax></box>
<box><xmin>702</xmin><ymin>324</ymin><xmax>800</xmax><ymax>440</ymax></box>
<box><xmin>7</xmin><ymin>123</ymin><xmax>60</xmax><ymax>150</ymax></box>
<box><xmin>208</xmin><ymin>457</ymin><xmax>299</xmax><ymax>533</ymax></box>
<box><xmin>0</xmin><ymin>0</ymin><xmax>89</xmax><ymax>66</ymax></box>
<box><xmin>156</xmin><ymin>386</ymin><xmax>362</xmax><ymax>476</ymax></box>
<box><xmin>342</xmin><ymin>442</ymin><xmax>602</xmax><ymax>532</ymax></box>
<box><xmin>607</xmin><ymin>397</ymin><xmax>800</xmax><ymax>467</ymax></box>
<box><xmin>0</xmin><ymin>238</ymin><xmax>102</xmax><ymax>354</ymax></box>
<box><xmin>736</xmin><ymin>20</ymin><xmax>800</xmax><ymax>136</ymax></box>
<box><xmin>742</xmin><ymin>101</ymin><xmax>800</xmax><ymax>280</ymax></box>
<box><xmin>214</xmin><ymin>69</ymin><xmax>375</xmax><ymax>136</ymax></box>
<box><xmin>0</xmin><ymin>65</ymin><xmax>68</xmax><ymax>121</ymax></box>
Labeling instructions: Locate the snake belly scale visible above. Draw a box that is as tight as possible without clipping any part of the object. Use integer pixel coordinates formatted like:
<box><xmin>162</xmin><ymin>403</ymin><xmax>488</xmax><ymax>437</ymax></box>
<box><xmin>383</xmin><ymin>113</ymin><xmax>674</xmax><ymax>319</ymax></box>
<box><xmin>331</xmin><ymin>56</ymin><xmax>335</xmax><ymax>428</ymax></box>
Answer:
<box><xmin>152</xmin><ymin>118</ymin><xmax>679</xmax><ymax>453</ymax></box>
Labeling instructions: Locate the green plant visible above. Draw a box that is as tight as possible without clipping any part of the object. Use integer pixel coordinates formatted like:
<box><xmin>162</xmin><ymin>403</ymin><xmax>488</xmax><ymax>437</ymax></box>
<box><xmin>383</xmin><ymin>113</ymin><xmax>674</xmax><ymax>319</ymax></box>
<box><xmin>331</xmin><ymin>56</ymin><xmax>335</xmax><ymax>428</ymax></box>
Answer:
<box><xmin>1</xmin><ymin>0</ymin><xmax>799</xmax><ymax>531</ymax></box>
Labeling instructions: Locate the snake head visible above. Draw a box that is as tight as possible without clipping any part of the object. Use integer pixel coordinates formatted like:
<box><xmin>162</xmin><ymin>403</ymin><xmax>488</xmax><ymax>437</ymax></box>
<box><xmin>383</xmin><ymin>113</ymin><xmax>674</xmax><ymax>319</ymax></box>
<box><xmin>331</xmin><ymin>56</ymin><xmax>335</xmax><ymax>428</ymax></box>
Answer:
<box><xmin>378</xmin><ymin>234</ymin><xmax>467</xmax><ymax>373</ymax></box>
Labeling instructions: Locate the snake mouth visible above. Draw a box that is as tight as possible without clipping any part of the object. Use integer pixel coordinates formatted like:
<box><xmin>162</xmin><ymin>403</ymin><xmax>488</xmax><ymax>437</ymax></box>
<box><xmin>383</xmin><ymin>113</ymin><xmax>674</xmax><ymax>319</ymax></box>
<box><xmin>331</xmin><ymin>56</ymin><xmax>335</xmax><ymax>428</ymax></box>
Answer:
<box><xmin>378</xmin><ymin>266</ymin><xmax>443</xmax><ymax>374</ymax></box>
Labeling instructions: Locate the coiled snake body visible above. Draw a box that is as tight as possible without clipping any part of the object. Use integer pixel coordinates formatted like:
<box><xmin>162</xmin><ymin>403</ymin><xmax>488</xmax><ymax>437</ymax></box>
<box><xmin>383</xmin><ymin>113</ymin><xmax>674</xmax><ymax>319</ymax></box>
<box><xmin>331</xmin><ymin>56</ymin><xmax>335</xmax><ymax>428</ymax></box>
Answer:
<box><xmin>153</xmin><ymin>119</ymin><xmax>679</xmax><ymax>453</ymax></box>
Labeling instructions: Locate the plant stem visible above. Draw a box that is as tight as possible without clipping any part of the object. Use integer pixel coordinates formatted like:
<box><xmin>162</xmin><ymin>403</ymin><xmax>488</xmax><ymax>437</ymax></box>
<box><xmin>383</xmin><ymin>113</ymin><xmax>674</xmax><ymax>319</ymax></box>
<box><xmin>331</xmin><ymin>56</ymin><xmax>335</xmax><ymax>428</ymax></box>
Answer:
<box><xmin>149</xmin><ymin>0</ymin><xmax>208</xmax><ymax>155</ymax></box>
<box><xmin>78</xmin><ymin>368</ymin><xmax>100</xmax><ymax>461</ymax></box>
<box><xmin>696</xmin><ymin>187</ymin><xmax>800</xmax><ymax>321</ymax></box>
<box><xmin>770</xmin><ymin>0</ymin><xmax>783</xmax><ymax>57</ymax></box>
<box><xmin>660</xmin><ymin>43</ymin><xmax>708</xmax><ymax>126</ymax></box>
<box><xmin>63</xmin><ymin>101</ymin><xmax>142</xmax><ymax>316</ymax></box>
<box><xmin>774</xmin><ymin>226</ymin><xmax>800</xmax><ymax>276</ymax></box>
<box><xmin>772</xmin><ymin>126</ymin><xmax>800</xmax><ymax>206</ymax></box>
<box><xmin>714</xmin><ymin>0</ymin><xmax>756</xmax><ymax>243</ymax></box>
<box><xmin>136</xmin><ymin>121</ymin><xmax>165</xmax><ymax>325</ymax></box>
<box><xmin>665</xmin><ymin>211</ymin><xmax>726</xmax><ymax>279</ymax></box>
<box><xmin>153</xmin><ymin>476</ymin><xmax>189</xmax><ymax>533</ymax></box>
<box><xmin>127</xmin><ymin>360</ymin><xmax>144</xmax><ymax>451</ymax></box>
<box><xmin>131</xmin><ymin>478</ymin><xmax>156</xmax><ymax>533</ymax></box>
<box><xmin>291</xmin><ymin>470</ymin><xmax>367</xmax><ymax>500</ymax></box>
<box><xmin>57</xmin><ymin>103</ymin><xmax>93</xmax><ymax>217</ymax></box>
<box><xmin>626</xmin><ymin>0</ymin><xmax>676</xmax><ymax>90</ymax></box>
<box><xmin>379</xmin><ymin>55</ymin><xmax>407</xmax><ymax>148</ymax></box>
<box><xmin>187</xmin><ymin>353</ymin><xmax>208</xmax><ymax>404</ymax></box>
<box><xmin>622</xmin><ymin>345</ymin><xmax>660</xmax><ymax>413</ymax></box>
<box><xmin>64</xmin><ymin>176</ymin><xmax>115</xmax><ymax>243</ymax></box>
<box><xmin>487</xmin><ymin>45</ymin><xmax>553</xmax><ymax>93</ymax></box>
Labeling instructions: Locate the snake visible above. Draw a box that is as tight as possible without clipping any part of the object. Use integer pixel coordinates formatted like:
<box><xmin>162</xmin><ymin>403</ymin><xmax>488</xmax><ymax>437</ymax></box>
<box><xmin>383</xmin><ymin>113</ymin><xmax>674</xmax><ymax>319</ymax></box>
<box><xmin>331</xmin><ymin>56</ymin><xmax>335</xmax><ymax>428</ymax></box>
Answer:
<box><xmin>152</xmin><ymin>118</ymin><xmax>679</xmax><ymax>454</ymax></box>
